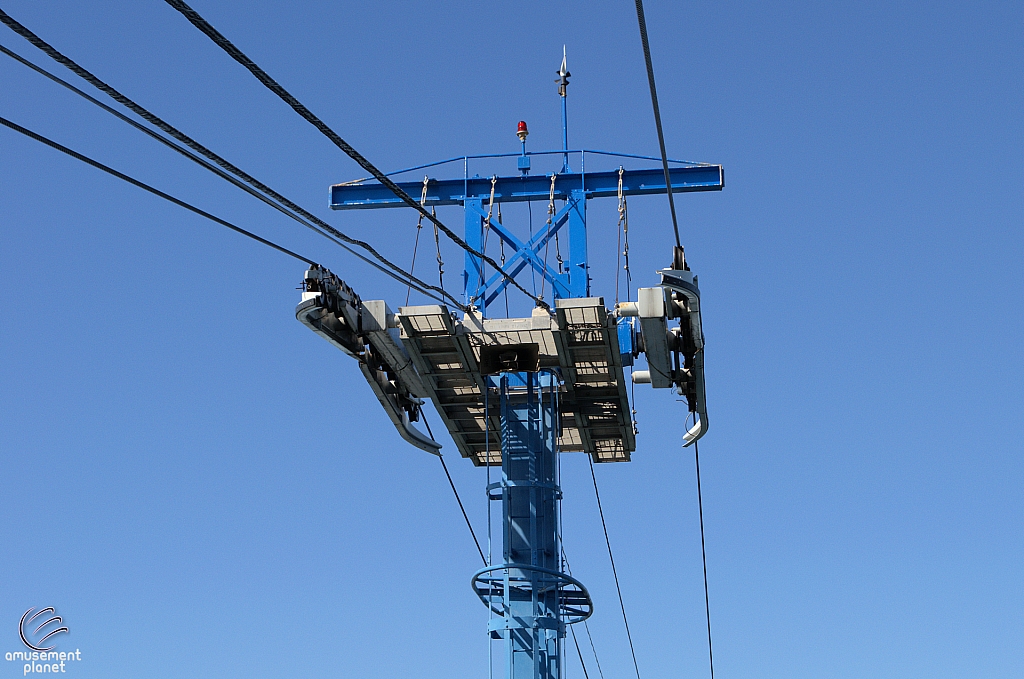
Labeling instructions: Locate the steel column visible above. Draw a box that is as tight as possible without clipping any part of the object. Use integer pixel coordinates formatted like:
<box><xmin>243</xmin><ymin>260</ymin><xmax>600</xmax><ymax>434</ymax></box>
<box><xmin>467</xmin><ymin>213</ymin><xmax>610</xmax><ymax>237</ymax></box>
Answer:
<box><xmin>498</xmin><ymin>372</ymin><xmax>562</xmax><ymax>679</ymax></box>
<box><xmin>566</xmin><ymin>189</ymin><xmax>588</xmax><ymax>298</ymax></box>
<box><xmin>464</xmin><ymin>198</ymin><xmax>486</xmax><ymax>312</ymax></box>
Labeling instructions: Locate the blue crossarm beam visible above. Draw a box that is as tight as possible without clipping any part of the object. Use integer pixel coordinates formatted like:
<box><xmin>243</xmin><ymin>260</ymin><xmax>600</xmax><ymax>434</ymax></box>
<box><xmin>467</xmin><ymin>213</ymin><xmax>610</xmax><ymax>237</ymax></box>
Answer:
<box><xmin>330</xmin><ymin>165</ymin><xmax>724</xmax><ymax>210</ymax></box>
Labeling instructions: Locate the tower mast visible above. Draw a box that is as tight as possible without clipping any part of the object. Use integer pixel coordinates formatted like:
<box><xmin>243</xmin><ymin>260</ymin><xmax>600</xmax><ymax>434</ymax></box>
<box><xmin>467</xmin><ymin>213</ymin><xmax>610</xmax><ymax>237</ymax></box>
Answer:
<box><xmin>298</xmin><ymin>61</ymin><xmax>721</xmax><ymax>679</ymax></box>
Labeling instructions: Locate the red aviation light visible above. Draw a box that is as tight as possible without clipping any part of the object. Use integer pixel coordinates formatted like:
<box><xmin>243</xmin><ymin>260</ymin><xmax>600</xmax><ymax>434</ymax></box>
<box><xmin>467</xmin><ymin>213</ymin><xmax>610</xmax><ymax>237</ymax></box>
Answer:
<box><xmin>516</xmin><ymin>121</ymin><xmax>529</xmax><ymax>142</ymax></box>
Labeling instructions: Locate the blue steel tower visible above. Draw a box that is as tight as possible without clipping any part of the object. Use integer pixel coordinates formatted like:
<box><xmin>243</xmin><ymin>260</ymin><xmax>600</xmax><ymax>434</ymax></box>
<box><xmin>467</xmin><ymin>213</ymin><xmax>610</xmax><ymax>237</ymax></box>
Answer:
<box><xmin>297</xmin><ymin>58</ymin><xmax>720</xmax><ymax>679</ymax></box>
<box><xmin>473</xmin><ymin>372</ymin><xmax>578</xmax><ymax>679</ymax></box>
<box><xmin>0</xmin><ymin>2</ymin><xmax>714</xmax><ymax>675</ymax></box>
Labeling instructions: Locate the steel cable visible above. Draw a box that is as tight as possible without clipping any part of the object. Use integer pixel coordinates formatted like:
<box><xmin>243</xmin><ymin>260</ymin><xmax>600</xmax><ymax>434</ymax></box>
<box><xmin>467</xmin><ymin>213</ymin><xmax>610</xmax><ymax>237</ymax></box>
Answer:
<box><xmin>693</xmin><ymin>437</ymin><xmax>715</xmax><ymax>679</ymax></box>
<box><xmin>423</xmin><ymin>416</ymin><xmax>486</xmax><ymax>565</ymax></box>
<box><xmin>162</xmin><ymin>0</ymin><xmax>547</xmax><ymax>308</ymax></box>
<box><xmin>633</xmin><ymin>0</ymin><xmax>681</xmax><ymax>247</ymax></box>
<box><xmin>439</xmin><ymin>454</ymin><xmax>486</xmax><ymax>565</ymax></box>
<box><xmin>0</xmin><ymin>114</ymin><xmax>315</xmax><ymax>266</ymax></box>
<box><xmin>0</xmin><ymin>9</ymin><xmax>462</xmax><ymax>310</ymax></box>
<box><xmin>632</xmin><ymin>10</ymin><xmax>719</xmax><ymax>670</ymax></box>
<box><xmin>570</xmin><ymin>627</ymin><xmax>591</xmax><ymax>679</ymax></box>
<box><xmin>560</xmin><ymin>547</ymin><xmax>607</xmax><ymax>679</ymax></box>
<box><xmin>588</xmin><ymin>456</ymin><xmax>642</xmax><ymax>679</ymax></box>
<box><xmin>0</xmin><ymin>43</ymin><xmax>457</xmax><ymax>308</ymax></box>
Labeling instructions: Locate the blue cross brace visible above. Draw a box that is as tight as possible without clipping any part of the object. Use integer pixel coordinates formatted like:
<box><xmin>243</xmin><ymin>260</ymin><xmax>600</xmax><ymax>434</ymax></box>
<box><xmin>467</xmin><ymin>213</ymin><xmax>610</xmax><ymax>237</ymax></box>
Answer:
<box><xmin>464</xmin><ymin>195</ymin><xmax>584</xmax><ymax>311</ymax></box>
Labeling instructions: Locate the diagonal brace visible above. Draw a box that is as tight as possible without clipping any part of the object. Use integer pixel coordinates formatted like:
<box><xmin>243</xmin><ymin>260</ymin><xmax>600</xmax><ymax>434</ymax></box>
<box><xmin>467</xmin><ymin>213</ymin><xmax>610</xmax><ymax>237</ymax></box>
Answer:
<box><xmin>467</xmin><ymin>199</ymin><xmax>575</xmax><ymax>304</ymax></box>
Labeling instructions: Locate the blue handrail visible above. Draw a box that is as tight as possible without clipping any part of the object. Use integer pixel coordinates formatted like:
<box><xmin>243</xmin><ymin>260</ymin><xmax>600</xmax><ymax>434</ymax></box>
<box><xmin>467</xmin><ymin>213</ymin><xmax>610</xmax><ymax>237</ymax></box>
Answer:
<box><xmin>335</xmin><ymin>149</ymin><xmax>714</xmax><ymax>186</ymax></box>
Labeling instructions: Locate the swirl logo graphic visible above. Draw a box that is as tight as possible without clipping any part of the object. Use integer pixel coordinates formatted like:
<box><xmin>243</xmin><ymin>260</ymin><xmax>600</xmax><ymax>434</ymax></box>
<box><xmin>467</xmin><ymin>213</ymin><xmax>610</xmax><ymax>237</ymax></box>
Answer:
<box><xmin>19</xmin><ymin>608</ymin><xmax>68</xmax><ymax>652</ymax></box>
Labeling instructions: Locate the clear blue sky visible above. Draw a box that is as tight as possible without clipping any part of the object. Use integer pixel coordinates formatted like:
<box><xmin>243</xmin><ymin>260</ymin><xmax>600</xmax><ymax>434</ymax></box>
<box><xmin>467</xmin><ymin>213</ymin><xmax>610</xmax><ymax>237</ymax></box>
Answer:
<box><xmin>1</xmin><ymin>1</ymin><xmax>1021</xmax><ymax>678</ymax></box>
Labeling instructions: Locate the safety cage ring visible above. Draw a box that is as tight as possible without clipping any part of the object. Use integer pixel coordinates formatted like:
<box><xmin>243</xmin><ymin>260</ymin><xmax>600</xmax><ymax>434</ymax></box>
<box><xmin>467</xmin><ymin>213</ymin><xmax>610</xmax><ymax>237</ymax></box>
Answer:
<box><xmin>471</xmin><ymin>563</ymin><xmax>594</xmax><ymax>624</ymax></box>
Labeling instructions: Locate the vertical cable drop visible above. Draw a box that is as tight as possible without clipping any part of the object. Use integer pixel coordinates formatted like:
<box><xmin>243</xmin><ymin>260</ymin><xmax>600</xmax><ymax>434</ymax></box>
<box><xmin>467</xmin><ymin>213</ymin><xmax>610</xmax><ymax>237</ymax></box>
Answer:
<box><xmin>588</xmin><ymin>457</ymin><xmax>642</xmax><ymax>679</ymax></box>
<box><xmin>694</xmin><ymin>437</ymin><xmax>715</xmax><ymax>679</ymax></box>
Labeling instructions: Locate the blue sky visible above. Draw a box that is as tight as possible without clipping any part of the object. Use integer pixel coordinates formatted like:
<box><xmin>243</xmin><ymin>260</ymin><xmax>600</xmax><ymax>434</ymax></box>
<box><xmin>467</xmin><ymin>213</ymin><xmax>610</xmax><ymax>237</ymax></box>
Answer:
<box><xmin>0</xmin><ymin>1</ymin><xmax>1021</xmax><ymax>678</ymax></box>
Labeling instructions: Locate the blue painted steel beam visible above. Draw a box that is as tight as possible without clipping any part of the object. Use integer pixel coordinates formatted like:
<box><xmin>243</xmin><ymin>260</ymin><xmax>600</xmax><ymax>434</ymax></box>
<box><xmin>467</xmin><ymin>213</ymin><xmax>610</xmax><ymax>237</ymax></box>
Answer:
<box><xmin>330</xmin><ymin>165</ymin><xmax>724</xmax><ymax>210</ymax></box>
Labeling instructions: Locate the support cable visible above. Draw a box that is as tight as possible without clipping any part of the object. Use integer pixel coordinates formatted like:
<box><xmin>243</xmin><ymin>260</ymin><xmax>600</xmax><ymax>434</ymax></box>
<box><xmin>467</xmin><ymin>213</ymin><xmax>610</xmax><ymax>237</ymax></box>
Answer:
<box><xmin>693</xmin><ymin>435</ymin><xmax>715</xmax><ymax>679</ymax></box>
<box><xmin>588</xmin><ymin>456</ymin><xmax>642</xmax><ymax>679</ymax></box>
<box><xmin>527</xmin><ymin>199</ymin><xmax>537</xmax><ymax>295</ymax></box>
<box><xmin>473</xmin><ymin>176</ymin><xmax>497</xmax><ymax>303</ymax></box>
<box><xmin>0</xmin><ymin>11</ymin><xmax>460</xmax><ymax>309</ymax></box>
<box><xmin>622</xmin><ymin>191</ymin><xmax>632</xmax><ymax>293</ymax></box>
<box><xmin>0</xmin><ymin>114</ymin><xmax>315</xmax><ymax>266</ymax></box>
<box><xmin>440</xmin><ymin>453</ymin><xmax>486</xmax><ymax>565</ymax></box>
<box><xmin>163</xmin><ymin>0</ymin><xmax>547</xmax><ymax>308</ymax></box>
<box><xmin>405</xmin><ymin>224</ymin><xmax>423</xmax><ymax>305</ymax></box>
<box><xmin>498</xmin><ymin>203</ymin><xmax>509</xmax><ymax>317</ymax></box>
<box><xmin>405</xmin><ymin>176</ymin><xmax>430</xmax><ymax>305</ymax></box>
<box><xmin>0</xmin><ymin>41</ymin><xmax>458</xmax><ymax>308</ymax></box>
<box><xmin>423</xmin><ymin>417</ymin><xmax>486</xmax><ymax>565</ymax></box>
<box><xmin>560</xmin><ymin>547</ymin><xmax>606</xmax><ymax>679</ymax></box>
<box><xmin>539</xmin><ymin>173</ymin><xmax>557</xmax><ymax>301</ymax></box>
<box><xmin>623</xmin><ymin>195</ymin><xmax>638</xmax><ymax>435</ymax></box>
<box><xmin>633</xmin><ymin>0</ymin><xmax>681</xmax><ymax>248</ymax></box>
<box><xmin>570</xmin><ymin>627</ymin><xmax>591</xmax><ymax>679</ymax></box>
<box><xmin>615</xmin><ymin>167</ymin><xmax>626</xmax><ymax>304</ymax></box>
<box><xmin>581</xmin><ymin>618</ymin><xmax>607</xmax><ymax>679</ymax></box>
<box><xmin>614</xmin><ymin>167</ymin><xmax>639</xmax><ymax>433</ymax></box>
<box><xmin>432</xmin><ymin>206</ymin><xmax>446</xmax><ymax>295</ymax></box>
<box><xmin>555</xmin><ymin>230</ymin><xmax>564</xmax><ymax>275</ymax></box>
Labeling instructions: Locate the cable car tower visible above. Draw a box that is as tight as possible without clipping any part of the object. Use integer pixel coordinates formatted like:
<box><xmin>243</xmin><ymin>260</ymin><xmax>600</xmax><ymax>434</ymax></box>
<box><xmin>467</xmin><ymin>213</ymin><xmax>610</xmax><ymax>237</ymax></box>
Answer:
<box><xmin>296</xmin><ymin>56</ymin><xmax>723</xmax><ymax>679</ymax></box>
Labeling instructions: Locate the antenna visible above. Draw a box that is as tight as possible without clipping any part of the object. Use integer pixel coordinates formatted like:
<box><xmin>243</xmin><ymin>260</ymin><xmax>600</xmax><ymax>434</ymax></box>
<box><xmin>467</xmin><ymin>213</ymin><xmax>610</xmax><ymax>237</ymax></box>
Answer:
<box><xmin>557</xmin><ymin>46</ymin><xmax>571</xmax><ymax>173</ymax></box>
